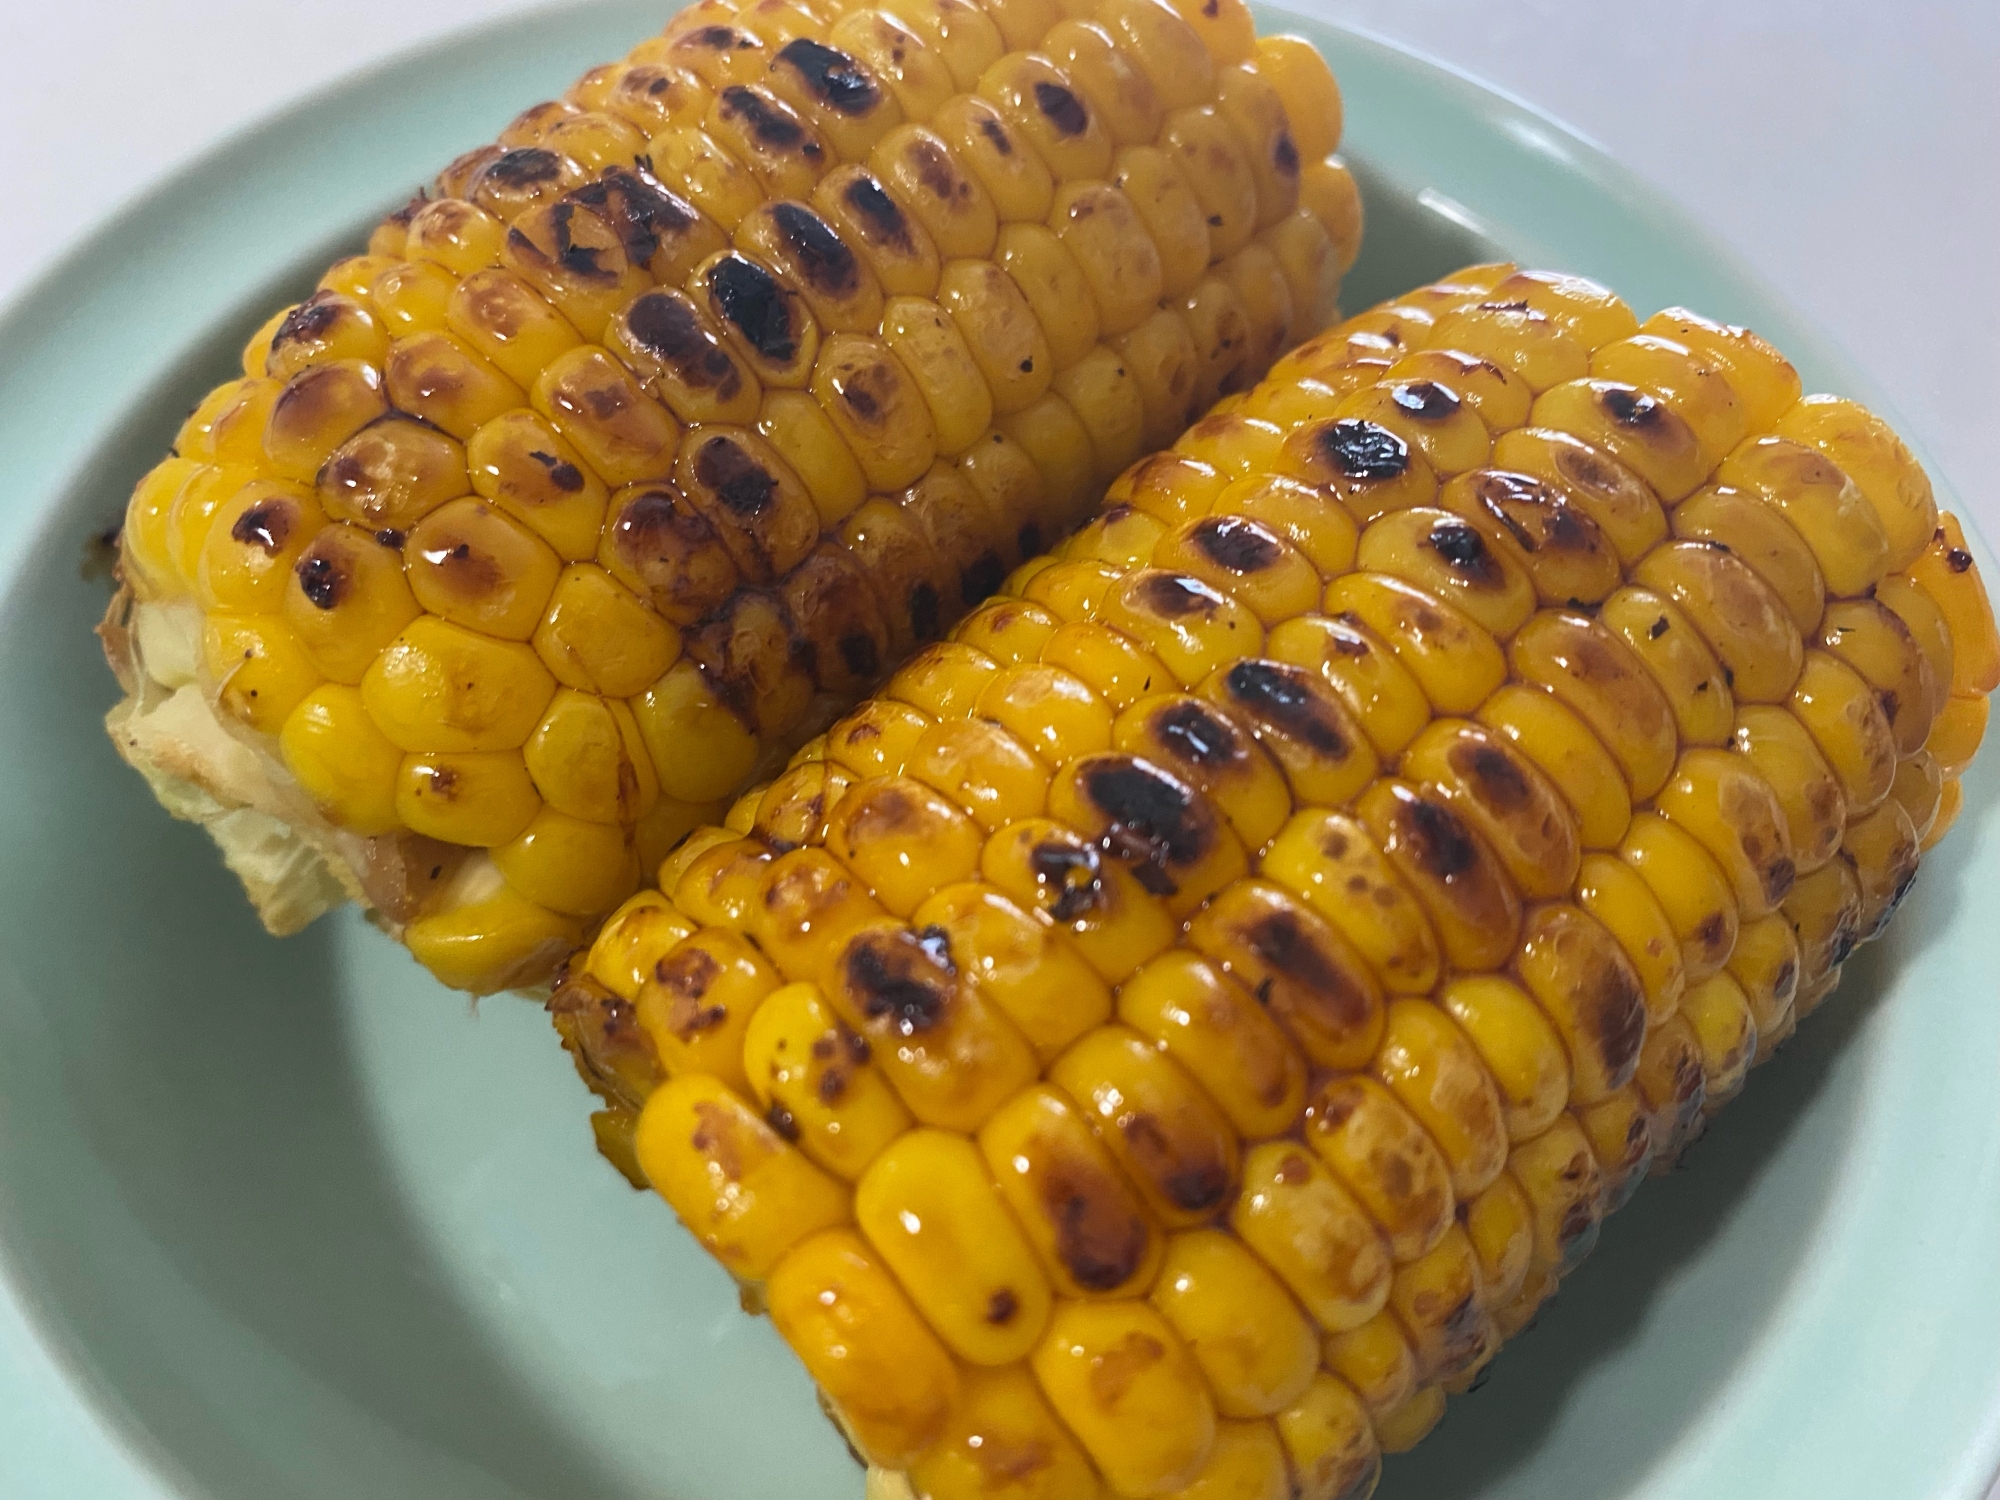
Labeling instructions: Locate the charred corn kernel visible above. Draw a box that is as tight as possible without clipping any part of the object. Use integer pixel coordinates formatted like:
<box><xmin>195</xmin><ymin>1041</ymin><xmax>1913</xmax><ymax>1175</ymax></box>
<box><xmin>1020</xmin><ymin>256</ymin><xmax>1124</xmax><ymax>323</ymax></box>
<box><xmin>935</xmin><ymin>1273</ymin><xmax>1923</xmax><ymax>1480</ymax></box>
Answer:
<box><xmin>260</xmin><ymin>292</ymin><xmax>389</xmax><ymax>380</ymax></box>
<box><xmin>1117</xmin><ymin>950</ymin><xmax>1307</xmax><ymax>1139</ymax></box>
<box><xmin>1875</xmin><ymin>574</ymin><xmax>1955</xmax><ymax>723</ymax></box>
<box><xmin>1489</xmin><ymin>427</ymin><xmax>1666</xmax><ymax>567</ymax></box>
<box><xmin>1513</xmin><ymin>903</ymin><xmax>1647</xmax><ymax>1104</ymax></box>
<box><xmin>1031</xmin><ymin>1298</ymin><xmax>1216</xmax><ymax>1497</ymax></box>
<box><xmin>395</xmin><ymin>749</ymin><xmax>542</xmax><ymax>846</ymax></box>
<box><xmin>905</xmin><ymin>1364</ymin><xmax>1103</xmax><ymax>1500</ymax></box>
<box><xmin>1225</xmin><ymin>1144</ymin><xmax>1383</xmax><ymax>1331</ymax></box>
<box><xmin>1371</xmin><ymin>998</ymin><xmax>1508</xmax><ymax>1199</ymax></box>
<box><xmin>404</xmin><ymin>885</ymin><xmax>582</xmax><ymax>992</ymax></box>
<box><xmin>1907</xmin><ymin>514</ymin><xmax>2000</xmax><ymax>694</ymax></box>
<box><xmin>278</xmin><ymin>684</ymin><xmax>403</xmax><ymax>835</ymax></box>
<box><xmin>202</xmin><ymin>613</ymin><xmax>322</xmax><ymax>733</ymax></box>
<box><xmin>637</xmin><ymin>1073</ymin><xmax>851</xmax><ymax>1281</ymax></box>
<box><xmin>263</xmin><ymin>362</ymin><xmax>390</xmax><ymax>484</ymax></box>
<box><xmin>1374</xmin><ymin>1383</ymin><xmax>1445</xmax><ymax>1455</ymax></box>
<box><xmin>1783</xmin><ymin>856</ymin><xmax>1863</xmax><ymax>990</ymax></box>
<box><xmin>744</xmin><ymin>988</ymin><xmax>916</xmax><ymax>1184</ymax></box>
<box><xmin>826</xmin><ymin>922</ymin><xmax>1040</xmax><ymax>1132</ymax></box>
<box><xmin>1355</xmin><ymin>777</ymin><xmax>1520</xmax><ymax>973</ymax></box>
<box><xmin>1436</xmin><ymin>975</ymin><xmax>1571</xmax><ymax>1144</ymax></box>
<box><xmin>1400</xmin><ymin>718</ymin><xmax>1578</xmax><ymax>899</ymax></box>
<box><xmin>1678</xmin><ymin>971</ymin><xmax>1757</xmax><ymax>1105</ymax></box>
<box><xmin>636</xmin><ymin>926</ymin><xmax>778</xmax><ymax>1088</ymax></box>
<box><xmin>402</xmin><ymin>498</ymin><xmax>563</xmax><ymax>642</ymax></box>
<box><xmin>1201</xmin><ymin>658</ymin><xmax>1380</xmax><ymax>810</ymax></box>
<box><xmin>1654</xmin><ymin>747</ymin><xmax>1797</xmax><ymax>917</ymax></box>
<box><xmin>1385</xmin><ymin>1223</ymin><xmax>1491</xmax><ymax>1381</ymax></box>
<box><xmin>1111</xmin><ymin>693</ymin><xmax>1290</xmax><ymax>850</ymax></box>
<box><xmin>1576</xmin><ymin>1084</ymin><xmax>1652</xmax><ymax>1211</ymax></box>
<box><xmin>493</xmin><ymin>807</ymin><xmax>640</xmax><ymax>915</ymax></box>
<box><xmin>1573</xmin><ymin>851</ymin><xmax>1685</xmax><ymax>1026</ymax></box>
<box><xmin>470</xmin><ymin>411</ymin><xmax>608</xmax><ymax>561</ymax></box>
<box><xmin>1153</xmin><ymin>515</ymin><xmax>1320</xmax><ymax>624</ymax></box>
<box><xmin>1633</xmin><ymin>1010</ymin><xmax>1706</xmax><ymax>1158</ymax></box>
<box><xmin>1508</xmin><ymin>607</ymin><xmax>1676</xmax><ymax>801</ymax></box>
<box><xmin>1787</xmin><ymin>650</ymin><xmax>1898</xmax><ymax>816</ymax></box>
<box><xmin>1353</xmin><ymin>508</ymin><xmax>1535</xmax><ymax>639</ymax></box>
<box><xmin>769</xmin><ymin>1228</ymin><xmax>958</xmax><ymax>1466</ymax></box>
<box><xmin>1597</xmin><ymin>585</ymin><xmax>1734</xmax><ymax>747</ymax></box>
<box><xmin>827</xmin><ymin>775</ymin><xmax>984</xmax><ymax>914</ymax></box>
<box><xmin>752</xmin><ymin>848</ymin><xmax>888</xmax><ymax>986</ymax></box>
<box><xmin>979</xmin><ymin>1083</ymin><xmax>1162</xmax><ymax>1300</ymax></box>
<box><xmin>670</xmin><ymin>835</ymin><xmax>774</xmax><ymax>931</ymax></box>
<box><xmin>1439</xmin><ymin>470</ymin><xmax>1620</xmax><ymax>607</ymax></box>
<box><xmin>1262</xmin><ymin>808</ymin><xmax>1441</xmax><ymax>996</ymax></box>
<box><xmin>914</xmin><ymin>883</ymin><xmax>1112</xmax><ymax>1060</ymax></box>
<box><xmin>1589</xmin><ymin>334</ymin><xmax>1746</xmax><ymax>470</ymax></box>
<box><xmin>1462</xmin><ymin>1171</ymin><xmax>1533</xmax><ymax>1310</ymax></box>
<box><xmin>1633</xmin><ymin>539</ymin><xmax>1803</xmax><ymax>704</ymax></box>
<box><xmin>285</xmin><ymin>526</ymin><xmax>424</xmax><ymax>683</ymax></box>
<box><xmin>197</xmin><ymin>482</ymin><xmax>326</xmax><ymax>614</ymax></box>
<box><xmin>632</xmin><ymin>660</ymin><xmax>760</xmax><ymax>802</ymax></box>
<box><xmin>1051</xmin><ymin>1024</ymin><xmax>1240</xmax><ymax>1228</ymax></box>
<box><xmin>1473</xmin><ymin>681</ymin><xmax>1631</xmax><ymax>851</ymax></box>
<box><xmin>403</xmin><ymin>197</ymin><xmax>508</xmax><ymax>276</ymax></box>
<box><xmin>585</xmin><ymin>889</ymin><xmax>696</xmax><ymax>1003</ymax></box>
<box><xmin>1306</xmin><ymin>1074</ymin><xmax>1454</xmax><ymax>1263</ymax></box>
<box><xmin>1048</xmin><ymin>754</ymin><xmax>1248</xmax><ymax>919</ymax></box>
<box><xmin>855</xmin><ymin>1128</ymin><xmax>1052</xmax><ymax>1364</ymax></box>
<box><xmin>1150</xmin><ymin>1229</ymin><xmax>1318</xmax><ymax>1419</ymax></box>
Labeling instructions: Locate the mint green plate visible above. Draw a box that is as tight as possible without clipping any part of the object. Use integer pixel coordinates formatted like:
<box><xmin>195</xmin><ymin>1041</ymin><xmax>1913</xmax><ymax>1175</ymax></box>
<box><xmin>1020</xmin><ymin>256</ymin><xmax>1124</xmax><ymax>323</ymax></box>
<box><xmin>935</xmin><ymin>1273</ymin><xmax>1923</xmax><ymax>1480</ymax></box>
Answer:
<box><xmin>1</xmin><ymin>5</ymin><xmax>1995</xmax><ymax>1497</ymax></box>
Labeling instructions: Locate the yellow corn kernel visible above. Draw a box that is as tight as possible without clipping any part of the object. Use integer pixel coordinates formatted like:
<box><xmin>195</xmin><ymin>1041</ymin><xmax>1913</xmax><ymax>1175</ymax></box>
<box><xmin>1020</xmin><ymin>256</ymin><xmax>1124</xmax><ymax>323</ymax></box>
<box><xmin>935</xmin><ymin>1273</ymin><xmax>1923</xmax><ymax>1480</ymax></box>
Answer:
<box><xmin>1732</xmin><ymin>703</ymin><xmax>1845</xmax><ymax>875</ymax></box>
<box><xmin>1672</xmin><ymin>483</ymin><xmax>1825</xmax><ymax>637</ymax></box>
<box><xmin>1435</xmin><ymin>974</ymin><xmax>1570</xmax><ymax>1144</ymax></box>
<box><xmin>1772</xmin><ymin>394</ymin><xmax>1937</xmax><ymax>572</ymax></box>
<box><xmin>1373</xmin><ymin>1382</ymin><xmax>1445</xmax><ymax>1455</ymax></box>
<box><xmin>1117</xmin><ymin>950</ymin><xmax>1307</xmax><ymax>1139</ymax></box>
<box><xmin>1261</xmin><ymin>807</ymin><xmax>1441</xmax><ymax>996</ymax></box>
<box><xmin>669</xmin><ymin>836</ymin><xmax>772</xmax><ymax>932</ymax></box>
<box><xmin>535</xmin><ymin>343</ymin><xmax>682</xmax><ymax>489</ymax></box>
<box><xmin>369</xmin><ymin>260</ymin><xmax>456</xmax><ymax>334</ymax></box>
<box><xmin>401</xmin><ymin>498</ymin><xmax>563</xmax><ymax>642</ymax></box>
<box><xmin>1030</xmin><ymin>1299</ymin><xmax>1216</xmax><ymax>1497</ymax></box>
<box><xmin>978</xmin><ymin>663</ymin><xmax>1115</xmax><ymax>767</ymax></box>
<box><xmin>1576</xmin><ymin>1085</ymin><xmax>1652</xmax><ymax>1212</ymax></box>
<box><xmin>1842</xmin><ymin>796</ymin><xmax>1921</xmax><ymax>941</ymax></box>
<box><xmin>277</xmin><ymin>684</ymin><xmax>403</xmax><ymax>836</ymax></box>
<box><xmin>1399</xmin><ymin>717</ymin><xmax>1579</xmax><ymax>899</ymax></box>
<box><xmin>279</xmin><ymin>524</ymin><xmax>419</xmax><ymax>684</ymax></box>
<box><xmin>1874</xmin><ymin>573</ymin><xmax>1955</xmax><ymax>724</ymax></box>
<box><xmin>1678</xmin><ymin>971</ymin><xmax>1758</xmax><ymax>1106</ymax></box>
<box><xmin>584</xmin><ymin>890</ymin><xmax>696</xmax><ymax>1003</ymax></box>
<box><xmin>403</xmin><ymin>197</ymin><xmax>507</xmax><ymax>277</ymax></box>
<box><xmin>1355</xmin><ymin>777</ymin><xmax>1521</xmax><ymax>973</ymax></box>
<box><xmin>741</xmin><ymin>979</ymin><xmax>911</xmax><ymax>1180</ymax></box>
<box><xmin>1888</xmin><ymin>751</ymin><xmax>1946</xmax><ymax>846</ymax></box>
<box><xmin>1462</xmin><ymin>1170</ymin><xmax>1534</xmax><ymax>1311</ymax></box>
<box><xmin>1654</xmin><ymin>746</ymin><xmax>1797</xmax><ymax>918</ymax></box>
<box><xmin>1050</xmin><ymin>1024</ymin><xmax>1240</xmax><ymax>1228</ymax></box>
<box><xmin>1906</xmin><ymin>513</ymin><xmax>2000</xmax><ymax>694</ymax></box>
<box><xmin>1150</xmin><ymin>1229</ymin><xmax>1318</xmax><ymax>1419</ymax></box>
<box><xmin>1571</xmin><ymin>850</ymin><xmax>1684</xmax><ymax>1026</ymax></box>
<box><xmin>1787</xmin><ymin>650</ymin><xmax>1898</xmax><ymax>816</ymax></box>
<box><xmin>1112</xmin><ymin>693</ymin><xmax>1291</xmax><ymax>851</ymax></box>
<box><xmin>1513</xmin><ymin>902</ymin><xmax>1647</xmax><ymax>1105</ymax></box>
<box><xmin>395</xmin><ymin>750</ymin><xmax>541</xmax><ymax>846</ymax></box>
<box><xmin>1641</xmin><ymin>306</ymin><xmax>1801</xmax><ymax>432</ymax></box>
<box><xmin>1507</xmin><ymin>607</ymin><xmax>1677</xmax><ymax>801</ymax></box>
<box><xmin>1714</xmin><ymin>434</ymin><xmax>1888</xmax><ymax>600</ymax></box>
<box><xmin>202</xmin><ymin>613</ymin><xmax>323</xmax><ymax>734</ymax></box>
<box><xmin>630</xmin><ymin>659</ymin><xmax>761</xmax><ymax>803</ymax></box>
<box><xmin>635</xmin><ymin>1072</ymin><xmax>851</xmax><ymax>1281</ymax></box>
<box><xmin>383</xmin><ymin>331</ymin><xmax>525</xmax><ymax>442</ymax></box>
<box><xmin>1633</xmin><ymin>1009</ymin><xmax>1706</xmax><ymax>1158</ymax></box>
<box><xmin>1509</xmin><ymin>1114</ymin><xmax>1602</xmax><ymax>1273</ymax></box>
<box><xmin>913</xmin><ymin>883</ymin><xmax>1111</xmax><ymax>1060</ymax></box>
<box><xmin>1371</xmin><ymin>998</ymin><xmax>1507</xmax><ymax>1199</ymax></box>
<box><xmin>826</xmin><ymin>775</ymin><xmax>984</xmax><ymax>915</ymax></box>
<box><xmin>1305</xmin><ymin>1073</ymin><xmax>1455</xmax><ymax>1263</ymax></box>
<box><xmin>1597</xmin><ymin>584</ymin><xmax>1735</xmax><ymax>746</ymax></box>
<box><xmin>1273</xmin><ymin>1372</ymin><xmax>1380</xmax><ymax>1500</ymax></box>
<box><xmin>855</xmin><ymin>1136</ymin><xmax>1042</xmax><ymax>1358</ymax></box>
<box><xmin>361</xmin><ymin>615</ymin><xmax>556</xmax><ymax>753</ymax></box>
<box><xmin>749</xmin><ymin>848</ymin><xmax>886</xmax><ymax>988</ymax></box>
<box><xmin>196</xmin><ymin>481</ymin><xmax>327</xmax><ymax>615</ymax></box>
<box><xmin>492</xmin><ymin>807</ymin><xmax>639</xmax><ymax>916</ymax></box>
<box><xmin>906</xmin><ymin>1364</ymin><xmax>1104</xmax><ymax>1500</ymax></box>
<box><xmin>1323</xmin><ymin>571</ymin><xmax>1506</xmax><ymax>716</ymax></box>
<box><xmin>1819</xmin><ymin>596</ymin><xmax>1938</xmax><ymax>756</ymax></box>
<box><xmin>403</xmin><ymin>885</ymin><xmax>582</xmax><ymax>993</ymax></box>
<box><xmin>177</xmin><ymin>377</ymin><xmax>281</xmax><ymax>467</ymax></box>
<box><xmin>1473</xmin><ymin>681</ymin><xmax>1631</xmax><ymax>852</ymax></box>
<box><xmin>1633</xmin><ymin>539</ymin><xmax>1803</xmax><ymax>705</ymax></box>
<box><xmin>1728</xmin><ymin>911</ymin><xmax>1802</xmax><ymax>1046</ymax></box>
<box><xmin>768</xmin><ymin>1228</ymin><xmax>957</xmax><ymax>1466</ymax></box>
<box><xmin>528</xmin><ymin>563</ymin><xmax>680</xmax><ymax>698</ymax></box>
<box><xmin>1488</xmin><ymin>426</ymin><xmax>1665</xmax><ymax>566</ymax></box>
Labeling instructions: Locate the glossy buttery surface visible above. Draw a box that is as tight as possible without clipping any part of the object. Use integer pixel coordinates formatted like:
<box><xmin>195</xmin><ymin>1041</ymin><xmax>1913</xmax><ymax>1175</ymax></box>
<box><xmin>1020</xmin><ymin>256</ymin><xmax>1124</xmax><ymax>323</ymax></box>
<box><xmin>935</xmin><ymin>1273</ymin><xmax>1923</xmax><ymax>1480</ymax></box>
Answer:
<box><xmin>0</xmin><ymin>5</ymin><xmax>1993</xmax><ymax>1498</ymax></box>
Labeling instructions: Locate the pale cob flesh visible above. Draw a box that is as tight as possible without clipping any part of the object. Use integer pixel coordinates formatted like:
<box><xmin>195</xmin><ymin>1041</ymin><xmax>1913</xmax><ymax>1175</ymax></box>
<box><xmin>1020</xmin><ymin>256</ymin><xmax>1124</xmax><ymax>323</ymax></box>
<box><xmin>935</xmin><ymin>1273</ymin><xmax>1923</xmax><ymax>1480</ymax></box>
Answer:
<box><xmin>102</xmin><ymin>0</ymin><xmax>1361</xmax><ymax>995</ymax></box>
<box><xmin>553</xmin><ymin>261</ymin><xmax>2000</xmax><ymax>1499</ymax></box>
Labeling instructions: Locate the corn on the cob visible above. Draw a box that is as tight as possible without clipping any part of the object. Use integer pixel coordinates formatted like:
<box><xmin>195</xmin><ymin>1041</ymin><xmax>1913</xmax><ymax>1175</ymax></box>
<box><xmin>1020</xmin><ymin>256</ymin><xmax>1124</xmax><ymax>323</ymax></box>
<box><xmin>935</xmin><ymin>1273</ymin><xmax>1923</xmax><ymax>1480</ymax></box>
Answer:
<box><xmin>552</xmin><ymin>257</ymin><xmax>1996</xmax><ymax>1499</ymax></box>
<box><xmin>101</xmin><ymin>0</ymin><xmax>1361</xmax><ymax>995</ymax></box>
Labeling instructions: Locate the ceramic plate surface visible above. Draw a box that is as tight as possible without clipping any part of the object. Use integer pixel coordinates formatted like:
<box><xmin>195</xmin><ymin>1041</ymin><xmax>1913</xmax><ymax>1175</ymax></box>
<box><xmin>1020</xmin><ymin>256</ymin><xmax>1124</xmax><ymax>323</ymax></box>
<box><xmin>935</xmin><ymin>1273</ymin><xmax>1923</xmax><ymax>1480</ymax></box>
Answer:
<box><xmin>0</xmin><ymin>4</ymin><xmax>1995</xmax><ymax>1497</ymax></box>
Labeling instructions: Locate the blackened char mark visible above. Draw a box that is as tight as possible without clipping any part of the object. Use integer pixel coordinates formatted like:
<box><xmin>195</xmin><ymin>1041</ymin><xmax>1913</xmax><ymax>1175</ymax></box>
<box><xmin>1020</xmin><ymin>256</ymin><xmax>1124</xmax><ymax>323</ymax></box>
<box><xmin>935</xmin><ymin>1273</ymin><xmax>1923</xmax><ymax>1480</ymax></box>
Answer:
<box><xmin>1079</xmin><ymin>757</ymin><xmax>1212</xmax><ymax>892</ymax></box>
<box><xmin>708</xmin><ymin>254</ymin><xmax>799</xmax><ymax>364</ymax></box>
<box><xmin>1153</xmin><ymin>700</ymin><xmax>1240</xmax><ymax>767</ymax></box>
<box><xmin>1224</xmin><ymin>660</ymin><xmax>1347</xmax><ymax>757</ymax></box>
<box><xmin>1029</xmin><ymin>838</ymin><xmax>1105</xmax><ymax>921</ymax></box>
<box><xmin>623</xmin><ymin>292</ymin><xmax>743</xmax><ymax>399</ymax></box>
<box><xmin>693</xmin><ymin>434</ymin><xmax>778</xmax><ymax>516</ymax></box>
<box><xmin>1317</xmin><ymin>418</ymin><xmax>1409</xmax><ymax>479</ymax></box>
<box><xmin>842</xmin><ymin>174</ymin><xmax>915</xmax><ymax>252</ymax></box>
<box><xmin>775</xmin><ymin>37</ymin><xmax>880</xmax><ymax>114</ymax></box>
<box><xmin>1189</xmin><ymin>515</ymin><xmax>1280</xmax><ymax>573</ymax></box>
<box><xmin>481</xmin><ymin>147</ymin><xmax>562</xmax><ymax>191</ymax></box>
<box><xmin>294</xmin><ymin>548</ymin><xmax>345</xmax><ymax>609</ymax></box>
<box><xmin>842</xmin><ymin>929</ymin><xmax>954</xmax><ymax>1035</ymax></box>
<box><xmin>1601</xmin><ymin>385</ymin><xmax>1663</xmax><ymax>428</ymax></box>
<box><xmin>571</xmin><ymin>166</ymin><xmax>700</xmax><ymax>268</ymax></box>
<box><xmin>718</xmin><ymin>86</ymin><xmax>817</xmax><ymax>157</ymax></box>
<box><xmin>1033</xmin><ymin>81</ymin><xmax>1090</xmax><ymax>136</ymax></box>
<box><xmin>1400</xmin><ymin>793</ymin><xmax>1480</xmax><ymax>880</ymax></box>
<box><xmin>230</xmin><ymin>499</ymin><xmax>293</xmax><ymax>554</ymax></box>
<box><xmin>1391</xmin><ymin>380</ymin><xmax>1461</xmax><ymax>421</ymax></box>
<box><xmin>770</xmin><ymin>202</ymin><xmax>859</xmax><ymax>297</ymax></box>
<box><xmin>1427</xmin><ymin>517</ymin><xmax>1502</xmax><ymax>582</ymax></box>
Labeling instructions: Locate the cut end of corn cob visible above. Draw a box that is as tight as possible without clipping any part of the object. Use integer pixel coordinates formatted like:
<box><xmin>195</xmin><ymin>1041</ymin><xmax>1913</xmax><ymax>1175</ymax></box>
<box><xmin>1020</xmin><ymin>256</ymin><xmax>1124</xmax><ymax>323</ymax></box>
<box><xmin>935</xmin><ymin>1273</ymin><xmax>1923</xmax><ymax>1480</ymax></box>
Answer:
<box><xmin>554</xmin><ymin>258</ymin><xmax>1995</xmax><ymax>1498</ymax></box>
<box><xmin>103</xmin><ymin>0</ymin><xmax>1359</xmax><ymax>995</ymax></box>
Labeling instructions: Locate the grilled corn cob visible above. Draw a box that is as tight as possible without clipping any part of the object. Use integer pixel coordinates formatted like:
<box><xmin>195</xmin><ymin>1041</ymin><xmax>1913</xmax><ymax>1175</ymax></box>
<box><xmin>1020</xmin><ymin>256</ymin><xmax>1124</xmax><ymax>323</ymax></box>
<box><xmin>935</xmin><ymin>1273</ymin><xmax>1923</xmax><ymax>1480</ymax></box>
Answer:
<box><xmin>101</xmin><ymin>0</ymin><xmax>1360</xmax><ymax>994</ymax></box>
<box><xmin>554</xmin><ymin>259</ymin><xmax>1996</xmax><ymax>1499</ymax></box>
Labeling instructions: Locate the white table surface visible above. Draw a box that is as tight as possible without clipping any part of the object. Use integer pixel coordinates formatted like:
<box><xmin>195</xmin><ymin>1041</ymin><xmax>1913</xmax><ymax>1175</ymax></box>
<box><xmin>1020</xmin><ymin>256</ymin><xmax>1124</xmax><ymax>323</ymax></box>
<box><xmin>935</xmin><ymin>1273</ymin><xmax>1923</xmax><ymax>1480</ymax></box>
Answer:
<box><xmin>1</xmin><ymin>2</ymin><xmax>1995</xmax><ymax>1496</ymax></box>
